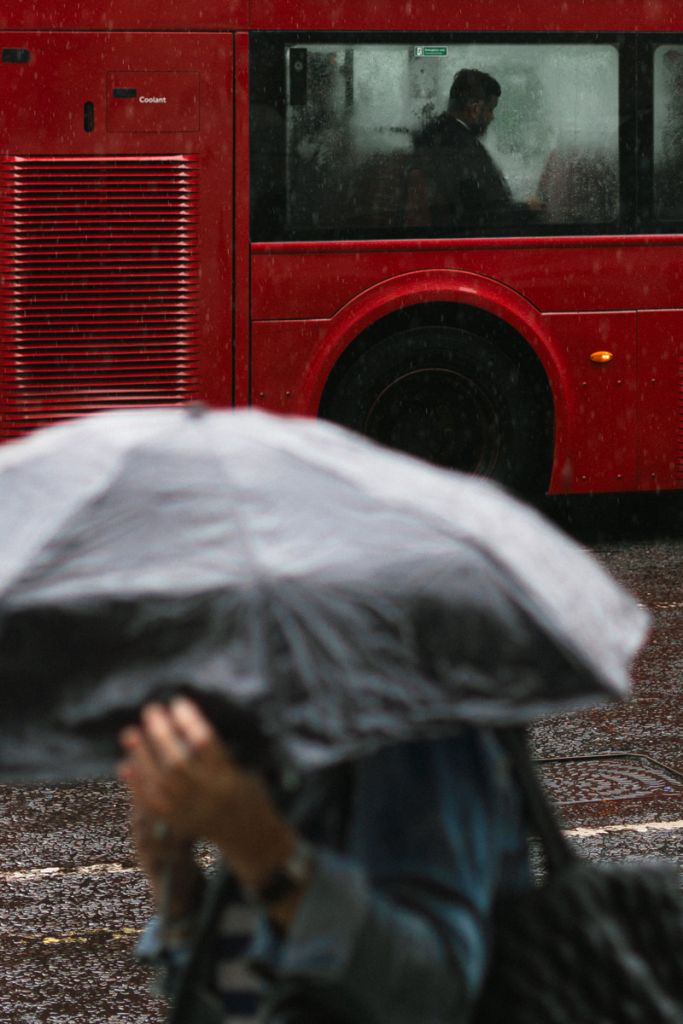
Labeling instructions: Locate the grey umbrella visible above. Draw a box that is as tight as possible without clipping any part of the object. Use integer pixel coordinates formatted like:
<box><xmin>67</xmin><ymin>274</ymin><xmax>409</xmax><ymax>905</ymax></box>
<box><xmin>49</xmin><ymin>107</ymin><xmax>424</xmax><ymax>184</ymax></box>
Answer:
<box><xmin>0</xmin><ymin>406</ymin><xmax>649</xmax><ymax>781</ymax></box>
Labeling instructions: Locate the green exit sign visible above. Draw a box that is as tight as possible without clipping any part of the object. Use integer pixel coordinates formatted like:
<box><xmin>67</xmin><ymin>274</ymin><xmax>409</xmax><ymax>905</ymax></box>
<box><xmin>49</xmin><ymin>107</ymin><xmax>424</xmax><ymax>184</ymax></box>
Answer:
<box><xmin>414</xmin><ymin>46</ymin><xmax>448</xmax><ymax>57</ymax></box>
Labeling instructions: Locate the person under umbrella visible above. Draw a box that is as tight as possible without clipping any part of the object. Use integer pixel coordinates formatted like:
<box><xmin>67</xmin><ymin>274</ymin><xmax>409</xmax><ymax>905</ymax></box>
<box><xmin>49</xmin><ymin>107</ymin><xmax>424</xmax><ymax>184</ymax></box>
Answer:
<box><xmin>0</xmin><ymin>406</ymin><xmax>648</xmax><ymax>1021</ymax></box>
<box><xmin>119</xmin><ymin>696</ymin><xmax>532</xmax><ymax>1024</ymax></box>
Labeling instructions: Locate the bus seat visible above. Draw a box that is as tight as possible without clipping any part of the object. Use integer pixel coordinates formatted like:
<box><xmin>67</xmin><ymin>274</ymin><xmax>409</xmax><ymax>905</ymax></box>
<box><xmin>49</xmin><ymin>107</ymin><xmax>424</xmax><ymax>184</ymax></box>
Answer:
<box><xmin>403</xmin><ymin>165</ymin><xmax>431</xmax><ymax>227</ymax></box>
<box><xmin>345</xmin><ymin>150</ymin><xmax>429</xmax><ymax>229</ymax></box>
<box><xmin>537</xmin><ymin>146</ymin><xmax>618</xmax><ymax>224</ymax></box>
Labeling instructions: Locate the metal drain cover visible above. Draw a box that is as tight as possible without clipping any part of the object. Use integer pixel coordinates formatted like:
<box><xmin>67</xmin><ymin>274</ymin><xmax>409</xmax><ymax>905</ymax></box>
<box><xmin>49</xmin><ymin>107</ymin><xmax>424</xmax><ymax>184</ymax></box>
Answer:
<box><xmin>537</xmin><ymin>754</ymin><xmax>683</xmax><ymax>805</ymax></box>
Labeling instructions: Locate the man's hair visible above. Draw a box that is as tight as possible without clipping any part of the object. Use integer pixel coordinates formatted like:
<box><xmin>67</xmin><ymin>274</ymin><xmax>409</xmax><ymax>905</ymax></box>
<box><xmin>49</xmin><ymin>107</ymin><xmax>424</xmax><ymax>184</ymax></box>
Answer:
<box><xmin>448</xmin><ymin>68</ymin><xmax>501</xmax><ymax>114</ymax></box>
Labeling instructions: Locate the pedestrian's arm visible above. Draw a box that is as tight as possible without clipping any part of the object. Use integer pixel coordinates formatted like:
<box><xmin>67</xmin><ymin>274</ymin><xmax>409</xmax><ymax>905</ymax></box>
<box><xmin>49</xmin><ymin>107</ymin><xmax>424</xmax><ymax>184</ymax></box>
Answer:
<box><xmin>118</xmin><ymin>699</ymin><xmax>311</xmax><ymax>927</ymax></box>
<box><xmin>119</xmin><ymin>701</ymin><xmax>524</xmax><ymax>1024</ymax></box>
<box><xmin>254</xmin><ymin>734</ymin><xmax>527</xmax><ymax>1024</ymax></box>
<box><xmin>119</xmin><ymin>722</ymin><xmax>206</xmax><ymax>923</ymax></box>
<box><xmin>117</xmin><ymin>698</ymin><xmax>315</xmax><ymax>1000</ymax></box>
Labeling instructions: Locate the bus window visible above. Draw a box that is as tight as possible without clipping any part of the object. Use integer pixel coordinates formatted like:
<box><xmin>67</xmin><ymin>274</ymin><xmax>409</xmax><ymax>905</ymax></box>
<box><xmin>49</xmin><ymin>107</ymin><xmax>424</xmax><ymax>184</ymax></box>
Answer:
<box><xmin>251</xmin><ymin>39</ymin><xmax>620</xmax><ymax>239</ymax></box>
<box><xmin>654</xmin><ymin>45</ymin><xmax>683</xmax><ymax>220</ymax></box>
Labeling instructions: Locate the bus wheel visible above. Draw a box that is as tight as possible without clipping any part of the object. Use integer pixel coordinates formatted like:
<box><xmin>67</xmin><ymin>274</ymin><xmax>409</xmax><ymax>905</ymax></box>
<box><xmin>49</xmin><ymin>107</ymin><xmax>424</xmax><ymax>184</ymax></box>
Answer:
<box><xmin>320</xmin><ymin>326</ymin><xmax>549</xmax><ymax>493</ymax></box>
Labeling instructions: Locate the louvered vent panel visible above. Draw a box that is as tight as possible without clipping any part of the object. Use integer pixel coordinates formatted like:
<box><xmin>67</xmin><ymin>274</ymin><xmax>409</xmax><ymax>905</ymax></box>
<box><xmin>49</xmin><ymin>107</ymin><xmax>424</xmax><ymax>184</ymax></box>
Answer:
<box><xmin>1</xmin><ymin>155</ymin><xmax>200</xmax><ymax>441</ymax></box>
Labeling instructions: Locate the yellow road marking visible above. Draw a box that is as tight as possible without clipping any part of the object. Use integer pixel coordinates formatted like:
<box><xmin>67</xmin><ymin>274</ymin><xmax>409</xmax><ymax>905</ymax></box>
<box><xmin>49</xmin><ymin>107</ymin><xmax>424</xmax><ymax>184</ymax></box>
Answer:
<box><xmin>9</xmin><ymin>926</ymin><xmax>143</xmax><ymax>944</ymax></box>
<box><xmin>565</xmin><ymin>818</ymin><xmax>683</xmax><ymax>837</ymax></box>
<box><xmin>2</xmin><ymin>863</ymin><xmax>136</xmax><ymax>882</ymax></box>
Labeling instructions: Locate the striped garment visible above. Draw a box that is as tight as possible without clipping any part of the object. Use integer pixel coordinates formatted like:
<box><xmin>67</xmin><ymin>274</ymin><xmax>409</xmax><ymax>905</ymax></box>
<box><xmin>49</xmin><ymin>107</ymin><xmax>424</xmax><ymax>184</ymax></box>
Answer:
<box><xmin>212</xmin><ymin>899</ymin><xmax>263</xmax><ymax>1023</ymax></box>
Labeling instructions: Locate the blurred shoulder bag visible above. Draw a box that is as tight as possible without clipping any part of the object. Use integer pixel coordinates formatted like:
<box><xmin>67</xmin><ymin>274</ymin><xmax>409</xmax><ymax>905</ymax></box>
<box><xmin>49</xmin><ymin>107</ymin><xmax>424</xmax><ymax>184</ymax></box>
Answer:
<box><xmin>474</xmin><ymin>731</ymin><xmax>683</xmax><ymax>1024</ymax></box>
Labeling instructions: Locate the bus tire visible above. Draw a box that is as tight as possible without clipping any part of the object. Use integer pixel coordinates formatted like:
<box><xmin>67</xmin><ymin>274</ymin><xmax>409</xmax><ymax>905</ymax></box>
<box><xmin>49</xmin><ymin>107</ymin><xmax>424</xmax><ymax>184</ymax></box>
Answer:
<box><xmin>319</xmin><ymin>326</ymin><xmax>549</xmax><ymax>494</ymax></box>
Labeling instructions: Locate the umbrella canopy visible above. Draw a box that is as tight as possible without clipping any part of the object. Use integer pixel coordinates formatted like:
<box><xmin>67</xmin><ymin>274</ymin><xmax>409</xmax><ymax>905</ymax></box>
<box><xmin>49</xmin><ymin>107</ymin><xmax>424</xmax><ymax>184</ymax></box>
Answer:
<box><xmin>0</xmin><ymin>406</ymin><xmax>649</xmax><ymax>781</ymax></box>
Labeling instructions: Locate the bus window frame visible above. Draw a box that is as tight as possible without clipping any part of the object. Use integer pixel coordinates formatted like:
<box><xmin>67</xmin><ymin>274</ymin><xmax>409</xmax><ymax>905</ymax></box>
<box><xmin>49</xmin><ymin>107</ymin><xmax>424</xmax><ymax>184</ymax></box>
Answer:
<box><xmin>636</xmin><ymin>34</ymin><xmax>683</xmax><ymax>231</ymax></box>
<box><xmin>249</xmin><ymin>30</ymin><xmax>637</xmax><ymax>243</ymax></box>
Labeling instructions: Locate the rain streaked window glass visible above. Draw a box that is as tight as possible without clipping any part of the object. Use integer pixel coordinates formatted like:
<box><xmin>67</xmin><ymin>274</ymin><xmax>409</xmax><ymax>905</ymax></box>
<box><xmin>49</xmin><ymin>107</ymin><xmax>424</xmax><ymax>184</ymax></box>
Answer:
<box><xmin>250</xmin><ymin>40</ymin><xmax>620</xmax><ymax>239</ymax></box>
<box><xmin>654</xmin><ymin>46</ymin><xmax>683</xmax><ymax>220</ymax></box>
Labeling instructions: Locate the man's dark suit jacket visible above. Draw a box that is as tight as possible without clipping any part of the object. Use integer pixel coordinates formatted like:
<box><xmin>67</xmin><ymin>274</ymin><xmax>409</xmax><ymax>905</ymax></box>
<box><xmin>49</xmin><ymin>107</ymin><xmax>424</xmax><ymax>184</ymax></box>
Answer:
<box><xmin>413</xmin><ymin>114</ymin><xmax>516</xmax><ymax>228</ymax></box>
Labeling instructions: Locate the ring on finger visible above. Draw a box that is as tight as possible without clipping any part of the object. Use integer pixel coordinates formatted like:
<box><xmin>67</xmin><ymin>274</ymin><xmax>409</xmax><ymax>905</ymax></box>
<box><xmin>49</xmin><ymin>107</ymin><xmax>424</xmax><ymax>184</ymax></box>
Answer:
<box><xmin>178</xmin><ymin>737</ymin><xmax>195</xmax><ymax>760</ymax></box>
<box><xmin>152</xmin><ymin>819</ymin><xmax>171</xmax><ymax>841</ymax></box>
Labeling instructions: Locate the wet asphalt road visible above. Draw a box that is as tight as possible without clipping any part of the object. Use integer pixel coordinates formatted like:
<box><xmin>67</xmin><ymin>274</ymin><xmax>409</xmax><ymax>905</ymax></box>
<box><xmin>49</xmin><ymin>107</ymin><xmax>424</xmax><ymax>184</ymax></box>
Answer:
<box><xmin>1</xmin><ymin>492</ymin><xmax>682</xmax><ymax>1023</ymax></box>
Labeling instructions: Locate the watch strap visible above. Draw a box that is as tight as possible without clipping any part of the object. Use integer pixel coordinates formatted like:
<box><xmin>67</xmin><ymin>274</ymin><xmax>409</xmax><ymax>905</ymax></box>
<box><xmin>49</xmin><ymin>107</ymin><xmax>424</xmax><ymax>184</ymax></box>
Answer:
<box><xmin>246</xmin><ymin>838</ymin><xmax>314</xmax><ymax>906</ymax></box>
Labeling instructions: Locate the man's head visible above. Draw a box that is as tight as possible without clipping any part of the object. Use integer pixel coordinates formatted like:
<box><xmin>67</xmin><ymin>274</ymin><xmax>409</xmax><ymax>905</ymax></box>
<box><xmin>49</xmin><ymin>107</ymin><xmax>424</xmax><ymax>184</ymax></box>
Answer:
<box><xmin>448</xmin><ymin>68</ymin><xmax>501</xmax><ymax>136</ymax></box>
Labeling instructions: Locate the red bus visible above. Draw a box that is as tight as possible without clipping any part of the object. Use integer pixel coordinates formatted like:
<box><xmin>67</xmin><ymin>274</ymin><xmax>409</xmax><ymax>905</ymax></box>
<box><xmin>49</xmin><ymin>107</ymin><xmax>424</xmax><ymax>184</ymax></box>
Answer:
<box><xmin>1</xmin><ymin>1</ymin><xmax>683</xmax><ymax>495</ymax></box>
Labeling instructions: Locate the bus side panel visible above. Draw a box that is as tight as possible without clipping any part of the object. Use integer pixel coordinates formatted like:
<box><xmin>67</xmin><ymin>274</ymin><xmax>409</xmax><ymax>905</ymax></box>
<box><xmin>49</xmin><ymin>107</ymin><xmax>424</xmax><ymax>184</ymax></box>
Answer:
<box><xmin>250</xmin><ymin>261</ymin><xmax>639</xmax><ymax>495</ymax></box>
<box><xmin>638</xmin><ymin>310</ymin><xmax>683</xmax><ymax>491</ymax></box>
<box><xmin>0</xmin><ymin>2</ymin><xmax>245</xmax><ymax>31</ymax></box>
<box><xmin>541</xmin><ymin>312</ymin><xmax>638</xmax><ymax>493</ymax></box>
<box><xmin>250</xmin><ymin>319</ymin><xmax>329</xmax><ymax>412</ymax></box>
<box><xmin>0</xmin><ymin>31</ymin><xmax>233</xmax><ymax>441</ymax></box>
<box><xmin>249</xmin><ymin>260</ymin><xmax>564</xmax><ymax>420</ymax></box>
<box><xmin>251</xmin><ymin>242</ymin><xmax>676</xmax><ymax>322</ymax></box>
<box><xmin>250</xmin><ymin>314</ymin><xmax>638</xmax><ymax>495</ymax></box>
<box><xmin>249</xmin><ymin>0</ymin><xmax>683</xmax><ymax>33</ymax></box>
<box><xmin>250</xmin><ymin>247</ymin><xmax>642</xmax><ymax>493</ymax></box>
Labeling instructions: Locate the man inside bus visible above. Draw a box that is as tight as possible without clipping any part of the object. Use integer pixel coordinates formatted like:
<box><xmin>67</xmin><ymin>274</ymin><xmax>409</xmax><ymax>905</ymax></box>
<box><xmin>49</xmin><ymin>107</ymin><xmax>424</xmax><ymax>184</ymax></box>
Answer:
<box><xmin>412</xmin><ymin>68</ymin><xmax>540</xmax><ymax>230</ymax></box>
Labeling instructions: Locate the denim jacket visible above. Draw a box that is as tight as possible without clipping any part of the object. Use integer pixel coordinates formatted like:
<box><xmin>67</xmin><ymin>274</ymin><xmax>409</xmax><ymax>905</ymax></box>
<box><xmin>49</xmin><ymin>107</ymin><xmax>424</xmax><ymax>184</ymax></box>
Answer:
<box><xmin>138</xmin><ymin>728</ymin><xmax>530</xmax><ymax>1023</ymax></box>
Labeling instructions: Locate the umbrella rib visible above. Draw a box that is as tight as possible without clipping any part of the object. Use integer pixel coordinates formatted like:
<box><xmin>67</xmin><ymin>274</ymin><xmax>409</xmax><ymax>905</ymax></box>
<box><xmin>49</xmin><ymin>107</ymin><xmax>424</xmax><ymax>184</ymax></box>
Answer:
<box><xmin>196</xmin><ymin>418</ymin><xmax>273</xmax><ymax>704</ymax></box>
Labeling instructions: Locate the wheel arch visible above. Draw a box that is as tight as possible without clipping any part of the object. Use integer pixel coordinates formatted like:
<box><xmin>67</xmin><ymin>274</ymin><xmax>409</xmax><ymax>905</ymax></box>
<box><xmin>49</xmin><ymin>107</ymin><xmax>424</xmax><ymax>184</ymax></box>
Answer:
<box><xmin>306</xmin><ymin>270</ymin><xmax>564</xmax><ymax>490</ymax></box>
<box><xmin>306</xmin><ymin>270</ymin><xmax>563</xmax><ymax>406</ymax></box>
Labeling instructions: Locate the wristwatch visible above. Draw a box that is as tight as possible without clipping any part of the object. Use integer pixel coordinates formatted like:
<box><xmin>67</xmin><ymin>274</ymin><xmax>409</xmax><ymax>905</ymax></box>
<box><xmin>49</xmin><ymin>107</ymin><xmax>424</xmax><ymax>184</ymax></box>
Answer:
<box><xmin>245</xmin><ymin>837</ymin><xmax>315</xmax><ymax>906</ymax></box>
